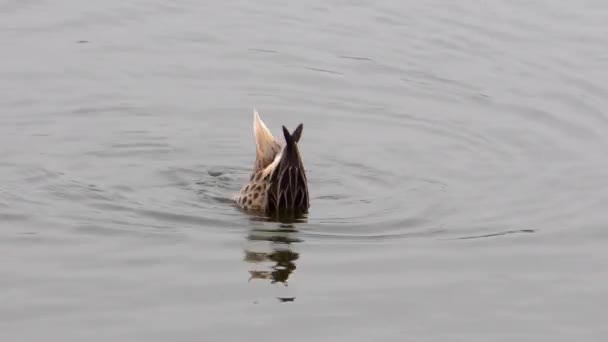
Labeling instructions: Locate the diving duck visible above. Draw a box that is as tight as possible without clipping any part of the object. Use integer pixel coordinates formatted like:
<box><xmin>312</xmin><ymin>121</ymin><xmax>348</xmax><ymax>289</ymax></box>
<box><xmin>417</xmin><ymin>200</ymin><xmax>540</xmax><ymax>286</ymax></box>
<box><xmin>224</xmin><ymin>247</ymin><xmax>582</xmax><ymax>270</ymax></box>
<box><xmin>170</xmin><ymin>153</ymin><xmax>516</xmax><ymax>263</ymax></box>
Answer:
<box><xmin>236</xmin><ymin>110</ymin><xmax>309</xmax><ymax>216</ymax></box>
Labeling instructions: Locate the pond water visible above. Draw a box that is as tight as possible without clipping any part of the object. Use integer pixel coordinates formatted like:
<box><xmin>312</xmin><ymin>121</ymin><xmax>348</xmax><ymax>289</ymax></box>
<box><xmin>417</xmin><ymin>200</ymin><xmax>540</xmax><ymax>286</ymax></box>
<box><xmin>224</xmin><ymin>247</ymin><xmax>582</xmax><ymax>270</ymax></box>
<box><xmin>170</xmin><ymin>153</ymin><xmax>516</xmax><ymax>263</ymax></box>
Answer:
<box><xmin>1</xmin><ymin>1</ymin><xmax>607</xmax><ymax>341</ymax></box>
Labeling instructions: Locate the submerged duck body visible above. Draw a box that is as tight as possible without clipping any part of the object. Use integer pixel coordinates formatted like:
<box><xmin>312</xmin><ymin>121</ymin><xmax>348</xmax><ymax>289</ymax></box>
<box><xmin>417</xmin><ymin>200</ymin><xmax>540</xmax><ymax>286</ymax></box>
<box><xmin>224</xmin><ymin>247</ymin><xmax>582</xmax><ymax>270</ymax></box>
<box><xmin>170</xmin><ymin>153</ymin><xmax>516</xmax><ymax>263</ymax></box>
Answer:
<box><xmin>236</xmin><ymin>110</ymin><xmax>309</xmax><ymax>216</ymax></box>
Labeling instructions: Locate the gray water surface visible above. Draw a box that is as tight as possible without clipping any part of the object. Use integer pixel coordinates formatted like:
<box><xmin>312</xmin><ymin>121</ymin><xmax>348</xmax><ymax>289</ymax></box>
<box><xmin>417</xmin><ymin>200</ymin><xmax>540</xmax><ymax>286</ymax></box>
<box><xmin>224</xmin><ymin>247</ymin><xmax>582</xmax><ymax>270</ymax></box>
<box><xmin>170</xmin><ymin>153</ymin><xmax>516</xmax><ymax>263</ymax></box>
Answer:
<box><xmin>1</xmin><ymin>1</ymin><xmax>608</xmax><ymax>341</ymax></box>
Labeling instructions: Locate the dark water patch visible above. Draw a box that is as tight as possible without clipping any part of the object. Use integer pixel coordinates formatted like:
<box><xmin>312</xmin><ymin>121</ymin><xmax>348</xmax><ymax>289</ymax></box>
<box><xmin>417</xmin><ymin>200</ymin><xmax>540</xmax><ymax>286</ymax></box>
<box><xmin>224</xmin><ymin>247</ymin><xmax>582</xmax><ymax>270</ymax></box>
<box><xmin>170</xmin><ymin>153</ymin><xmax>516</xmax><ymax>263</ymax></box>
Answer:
<box><xmin>87</xmin><ymin>147</ymin><xmax>175</xmax><ymax>157</ymax></box>
<box><xmin>451</xmin><ymin>229</ymin><xmax>537</xmax><ymax>240</ymax></box>
<box><xmin>89</xmin><ymin>202</ymin><xmax>136</xmax><ymax>213</ymax></box>
<box><xmin>338</xmin><ymin>55</ymin><xmax>373</xmax><ymax>61</ymax></box>
<box><xmin>135</xmin><ymin>209</ymin><xmax>230</xmax><ymax>228</ymax></box>
<box><xmin>297</xmin><ymin>227</ymin><xmax>448</xmax><ymax>243</ymax></box>
<box><xmin>110</xmin><ymin>142</ymin><xmax>170</xmax><ymax>149</ymax></box>
<box><xmin>249</xmin><ymin>48</ymin><xmax>278</xmax><ymax>54</ymax></box>
<box><xmin>69</xmin><ymin>105</ymin><xmax>138</xmax><ymax>116</ymax></box>
<box><xmin>0</xmin><ymin>213</ymin><xmax>30</xmax><ymax>221</ymax></box>
<box><xmin>304</xmin><ymin>67</ymin><xmax>344</xmax><ymax>75</ymax></box>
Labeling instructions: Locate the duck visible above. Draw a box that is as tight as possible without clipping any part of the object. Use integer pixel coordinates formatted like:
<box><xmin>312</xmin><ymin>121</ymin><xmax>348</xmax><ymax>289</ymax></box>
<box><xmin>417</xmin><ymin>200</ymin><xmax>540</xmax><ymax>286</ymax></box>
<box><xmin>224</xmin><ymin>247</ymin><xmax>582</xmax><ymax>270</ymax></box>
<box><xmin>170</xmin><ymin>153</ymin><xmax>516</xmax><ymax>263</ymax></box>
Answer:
<box><xmin>236</xmin><ymin>110</ymin><xmax>309</xmax><ymax>216</ymax></box>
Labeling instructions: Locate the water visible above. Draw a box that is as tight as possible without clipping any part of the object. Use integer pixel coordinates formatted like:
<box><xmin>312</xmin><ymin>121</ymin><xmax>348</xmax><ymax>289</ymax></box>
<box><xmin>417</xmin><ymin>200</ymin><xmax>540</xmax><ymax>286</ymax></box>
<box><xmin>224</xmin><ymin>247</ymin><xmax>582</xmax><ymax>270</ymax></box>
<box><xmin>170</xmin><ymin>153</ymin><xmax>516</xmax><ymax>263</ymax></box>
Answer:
<box><xmin>1</xmin><ymin>1</ymin><xmax>608</xmax><ymax>340</ymax></box>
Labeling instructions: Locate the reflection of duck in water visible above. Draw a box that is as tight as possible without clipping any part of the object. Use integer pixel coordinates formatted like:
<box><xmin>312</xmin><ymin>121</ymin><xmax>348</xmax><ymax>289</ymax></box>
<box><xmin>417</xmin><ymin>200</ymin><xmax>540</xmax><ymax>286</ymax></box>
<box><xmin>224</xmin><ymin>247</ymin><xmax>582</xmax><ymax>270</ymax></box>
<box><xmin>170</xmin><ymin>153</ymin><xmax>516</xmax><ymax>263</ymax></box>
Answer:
<box><xmin>244</xmin><ymin>236</ymin><xmax>299</xmax><ymax>284</ymax></box>
<box><xmin>243</xmin><ymin>221</ymin><xmax>304</xmax><ymax>302</ymax></box>
<box><xmin>236</xmin><ymin>110</ymin><xmax>309</xmax><ymax>219</ymax></box>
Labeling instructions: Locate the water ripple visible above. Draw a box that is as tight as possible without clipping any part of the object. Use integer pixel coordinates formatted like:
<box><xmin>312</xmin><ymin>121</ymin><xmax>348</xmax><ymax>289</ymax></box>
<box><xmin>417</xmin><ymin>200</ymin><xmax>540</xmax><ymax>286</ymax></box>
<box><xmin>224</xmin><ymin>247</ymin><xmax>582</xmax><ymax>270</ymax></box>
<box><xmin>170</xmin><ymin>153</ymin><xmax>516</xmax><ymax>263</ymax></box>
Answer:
<box><xmin>2</xmin><ymin>0</ymin><xmax>608</xmax><ymax>335</ymax></box>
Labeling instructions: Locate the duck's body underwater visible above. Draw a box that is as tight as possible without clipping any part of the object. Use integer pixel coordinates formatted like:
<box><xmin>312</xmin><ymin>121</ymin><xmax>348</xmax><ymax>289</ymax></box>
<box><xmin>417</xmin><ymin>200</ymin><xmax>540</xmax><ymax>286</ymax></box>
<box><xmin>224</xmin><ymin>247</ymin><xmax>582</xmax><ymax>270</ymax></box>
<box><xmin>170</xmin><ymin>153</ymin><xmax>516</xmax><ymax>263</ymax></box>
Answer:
<box><xmin>236</xmin><ymin>110</ymin><xmax>309</xmax><ymax>216</ymax></box>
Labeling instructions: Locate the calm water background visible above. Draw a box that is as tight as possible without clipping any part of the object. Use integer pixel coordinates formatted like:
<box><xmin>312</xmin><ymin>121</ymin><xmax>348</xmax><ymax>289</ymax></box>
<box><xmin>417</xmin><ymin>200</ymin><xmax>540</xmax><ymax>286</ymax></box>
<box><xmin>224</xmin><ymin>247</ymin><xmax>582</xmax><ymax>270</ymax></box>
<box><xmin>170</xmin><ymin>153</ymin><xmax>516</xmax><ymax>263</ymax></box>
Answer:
<box><xmin>1</xmin><ymin>1</ymin><xmax>608</xmax><ymax>341</ymax></box>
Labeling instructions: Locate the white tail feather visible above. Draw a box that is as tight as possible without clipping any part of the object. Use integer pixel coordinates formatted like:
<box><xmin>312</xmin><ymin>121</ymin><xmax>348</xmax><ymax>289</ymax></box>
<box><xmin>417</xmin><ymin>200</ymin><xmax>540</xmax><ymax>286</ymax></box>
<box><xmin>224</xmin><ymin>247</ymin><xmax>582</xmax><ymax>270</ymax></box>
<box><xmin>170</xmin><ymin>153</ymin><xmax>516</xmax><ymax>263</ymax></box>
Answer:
<box><xmin>252</xmin><ymin>109</ymin><xmax>281</xmax><ymax>171</ymax></box>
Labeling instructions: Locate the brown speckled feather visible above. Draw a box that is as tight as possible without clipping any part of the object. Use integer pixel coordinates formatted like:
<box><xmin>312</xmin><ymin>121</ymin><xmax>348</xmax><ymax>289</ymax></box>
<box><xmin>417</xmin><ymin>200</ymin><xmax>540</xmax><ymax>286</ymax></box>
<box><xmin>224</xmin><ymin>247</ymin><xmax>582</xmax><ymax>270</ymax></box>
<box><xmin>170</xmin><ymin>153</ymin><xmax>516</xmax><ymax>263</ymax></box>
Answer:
<box><xmin>237</xmin><ymin>110</ymin><xmax>309</xmax><ymax>215</ymax></box>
